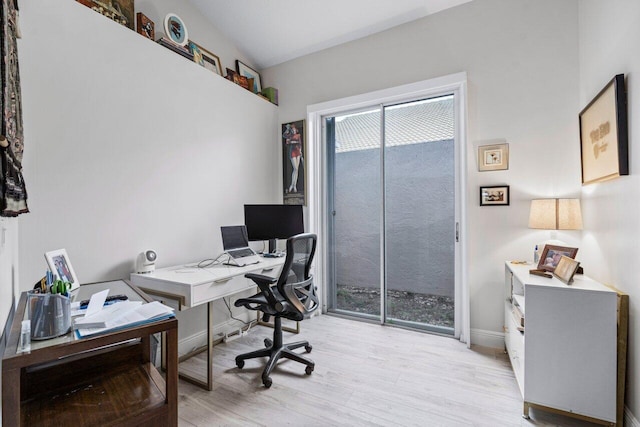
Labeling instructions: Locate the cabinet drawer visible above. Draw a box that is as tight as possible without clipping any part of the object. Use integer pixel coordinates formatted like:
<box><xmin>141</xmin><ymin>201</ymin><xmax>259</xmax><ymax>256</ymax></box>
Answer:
<box><xmin>192</xmin><ymin>275</ymin><xmax>255</xmax><ymax>306</ymax></box>
<box><xmin>506</xmin><ymin>309</ymin><xmax>525</xmax><ymax>394</ymax></box>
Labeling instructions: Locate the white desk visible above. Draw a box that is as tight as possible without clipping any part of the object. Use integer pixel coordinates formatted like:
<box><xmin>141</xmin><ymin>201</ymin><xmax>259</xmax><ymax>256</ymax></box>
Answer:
<box><xmin>131</xmin><ymin>257</ymin><xmax>285</xmax><ymax>390</ymax></box>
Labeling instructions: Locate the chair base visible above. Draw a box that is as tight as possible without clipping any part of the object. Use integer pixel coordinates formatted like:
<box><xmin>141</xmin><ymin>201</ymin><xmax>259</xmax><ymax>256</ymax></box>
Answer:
<box><xmin>235</xmin><ymin>317</ymin><xmax>314</xmax><ymax>388</ymax></box>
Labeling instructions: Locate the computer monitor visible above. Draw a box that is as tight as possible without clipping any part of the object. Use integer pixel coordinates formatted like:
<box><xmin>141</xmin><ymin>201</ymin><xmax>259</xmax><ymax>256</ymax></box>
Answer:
<box><xmin>244</xmin><ymin>204</ymin><xmax>304</xmax><ymax>253</ymax></box>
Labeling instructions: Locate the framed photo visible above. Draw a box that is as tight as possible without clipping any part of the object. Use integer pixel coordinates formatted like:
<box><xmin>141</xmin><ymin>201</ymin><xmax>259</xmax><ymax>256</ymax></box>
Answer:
<box><xmin>76</xmin><ymin>0</ymin><xmax>135</xmax><ymax>30</ymax></box>
<box><xmin>188</xmin><ymin>41</ymin><xmax>222</xmax><ymax>75</ymax></box>
<box><xmin>553</xmin><ymin>255</ymin><xmax>581</xmax><ymax>284</ymax></box>
<box><xmin>164</xmin><ymin>13</ymin><xmax>188</xmax><ymax>46</ymax></box>
<box><xmin>136</xmin><ymin>12</ymin><xmax>154</xmax><ymax>40</ymax></box>
<box><xmin>479</xmin><ymin>185</ymin><xmax>509</xmax><ymax>206</ymax></box>
<box><xmin>282</xmin><ymin>120</ymin><xmax>306</xmax><ymax>206</ymax></box>
<box><xmin>579</xmin><ymin>74</ymin><xmax>628</xmax><ymax>185</ymax></box>
<box><xmin>44</xmin><ymin>249</ymin><xmax>80</xmax><ymax>292</ymax></box>
<box><xmin>236</xmin><ymin>60</ymin><xmax>262</xmax><ymax>94</ymax></box>
<box><xmin>537</xmin><ymin>244</ymin><xmax>578</xmax><ymax>272</ymax></box>
<box><xmin>478</xmin><ymin>143</ymin><xmax>509</xmax><ymax>171</ymax></box>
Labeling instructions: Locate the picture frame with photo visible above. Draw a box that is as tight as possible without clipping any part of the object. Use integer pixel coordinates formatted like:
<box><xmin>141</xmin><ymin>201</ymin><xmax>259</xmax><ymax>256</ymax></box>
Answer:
<box><xmin>188</xmin><ymin>41</ymin><xmax>223</xmax><ymax>75</ymax></box>
<box><xmin>478</xmin><ymin>143</ymin><xmax>509</xmax><ymax>171</ymax></box>
<box><xmin>136</xmin><ymin>12</ymin><xmax>155</xmax><ymax>40</ymax></box>
<box><xmin>44</xmin><ymin>249</ymin><xmax>80</xmax><ymax>292</ymax></box>
<box><xmin>479</xmin><ymin>185</ymin><xmax>509</xmax><ymax>206</ymax></box>
<box><xmin>236</xmin><ymin>60</ymin><xmax>262</xmax><ymax>94</ymax></box>
<box><xmin>553</xmin><ymin>255</ymin><xmax>581</xmax><ymax>284</ymax></box>
<box><xmin>537</xmin><ymin>244</ymin><xmax>579</xmax><ymax>272</ymax></box>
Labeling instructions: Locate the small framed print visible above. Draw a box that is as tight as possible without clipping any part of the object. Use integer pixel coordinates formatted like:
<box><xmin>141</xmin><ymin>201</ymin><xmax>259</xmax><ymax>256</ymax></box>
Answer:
<box><xmin>136</xmin><ymin>12</ymin><xmax>155</xmax><ymax>40</ymax></box>
<box><xmin>553</xmin><ymin>255</ymin><xmax>581</xmax><ymax>284</ymax></box>
<box><xmin>479</xmin><ymin>185</ymin><xmax>509</xmax><ymax>206</ymax></box>
<box><xmin>188</xmin><ymin>41</ymin><xmax>223</xmax><ymax>75</ymax></box>
<box><xmin>44</xmin><ymin>249</ymin><xmax>80</xmax><ymax>292</ymax></box>
<box><xmin>478</xmin><ymin>143</ymin><xmax>509</xmax><ymax>171</ymax></box>
<box><xmin>164</xmin><ymin>13</ymin><xmax>188</xmax><ymax>46</ymax></box>
<box><xmin>236</xmin><ymin>60</ymin><xmax>262</xmax><ymax>94</ymax></box>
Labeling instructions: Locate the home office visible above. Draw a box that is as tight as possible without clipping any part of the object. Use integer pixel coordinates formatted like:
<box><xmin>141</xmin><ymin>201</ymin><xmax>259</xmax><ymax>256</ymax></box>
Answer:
<box><xmin>1</xmin><ymin>0</ymin><xmax>639</xmax><ymax>426</ymax></box>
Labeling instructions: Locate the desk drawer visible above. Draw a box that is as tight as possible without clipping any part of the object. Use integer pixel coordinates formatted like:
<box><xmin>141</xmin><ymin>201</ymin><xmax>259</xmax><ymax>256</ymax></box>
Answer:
<box><xmin>192</xmin><ymin>275</ymin><xmax>254</xmax><ymax>306</ymax></box>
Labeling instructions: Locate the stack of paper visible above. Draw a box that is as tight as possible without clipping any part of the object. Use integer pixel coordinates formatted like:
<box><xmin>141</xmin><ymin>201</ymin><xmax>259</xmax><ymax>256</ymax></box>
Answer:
<box><xmin>73</xmin><ymin>289</ymin><xmax>174</xmax><ymax>338</ymax></box>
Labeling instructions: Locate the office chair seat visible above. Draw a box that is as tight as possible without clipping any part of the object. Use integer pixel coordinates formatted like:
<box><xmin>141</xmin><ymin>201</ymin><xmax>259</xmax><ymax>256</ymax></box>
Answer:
<box><xmin>234</xmin><ymin>233</ymin><xmax>318</xmax><ymax>388</ymax></box>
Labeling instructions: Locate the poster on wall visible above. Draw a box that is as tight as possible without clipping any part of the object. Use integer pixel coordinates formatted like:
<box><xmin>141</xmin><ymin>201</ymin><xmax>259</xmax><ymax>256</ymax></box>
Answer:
<box><xmin>282</xmin><ymin>120</ymin><xmax>306</xmax><ymax>206</ymax></box>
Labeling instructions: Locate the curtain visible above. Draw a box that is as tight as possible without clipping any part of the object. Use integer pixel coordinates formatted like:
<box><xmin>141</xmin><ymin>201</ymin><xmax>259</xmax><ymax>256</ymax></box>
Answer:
<box><xmin>0</xmin><ymin>0</ymin><xmax>28</xmax><ymax>216</ymax></box>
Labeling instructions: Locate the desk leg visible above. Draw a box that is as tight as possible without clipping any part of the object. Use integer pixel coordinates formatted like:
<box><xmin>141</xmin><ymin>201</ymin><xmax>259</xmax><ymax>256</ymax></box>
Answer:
<box><xmin>177</xmin><ymin>301</ymin><xmax>214</xmax><ymax>391</ymax></box>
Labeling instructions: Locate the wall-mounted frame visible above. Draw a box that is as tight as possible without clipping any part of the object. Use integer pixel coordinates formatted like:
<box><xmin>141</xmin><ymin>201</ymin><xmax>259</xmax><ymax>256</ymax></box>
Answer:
<box><xmin>537</xmin><ymin>244</ymin><xmax>578</xmax><ymax>272</ymax></box>
<box><xmin>478</xmin><ymin>143</ymin><xmax>509</xmax><ymax>171</ymax></box>
<box><xmin>136</xmin><ymin>12</ymin><xmax>154</xmax><ymax>40</ymax></box>
<box><xmin>479</xmin><ymin>185</ymin><xmax>509</xmax><ymax>206</ymax></box>
<box><xmin>236</xmin><ymin>60</ymin><xmax>262</xmax><ymax>94</ymax></box>
<box><xmin>553</xmin><ymin>255</ymin><xmax>581</xmax><ymax>284</ymax></box>
<box><xmin>579</xmin><ymin>74</ymin><xmax>628</xmax><ymax>185</ymax></box>
<box><xmin>44</xmin><ymin>249</ymin><xmax>80</xmax><ymax>292</ymax></box>
<box><xmin>76</xmin><ymin>0</ymin><xmax>134</xmax><ymax>30</ymax></box>
<box><xmin>282</xmin><ymin>120</ymin><xmax>306</xmax><ymax>206</ymax></box>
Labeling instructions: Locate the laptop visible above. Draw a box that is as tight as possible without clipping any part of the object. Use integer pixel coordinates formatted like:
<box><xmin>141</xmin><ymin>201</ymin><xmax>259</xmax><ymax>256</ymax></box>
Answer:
<box><xmin>220</xmin><ymin>225</ymin><xmax>260</xmax><ymax>266</ymax></box>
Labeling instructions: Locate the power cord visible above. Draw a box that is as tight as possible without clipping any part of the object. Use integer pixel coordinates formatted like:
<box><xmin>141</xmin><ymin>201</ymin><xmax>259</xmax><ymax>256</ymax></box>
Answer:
<box><xmin>223</xmin><ymin>297</ymin><xmax>252</xmax><ymax>326</ymax></box>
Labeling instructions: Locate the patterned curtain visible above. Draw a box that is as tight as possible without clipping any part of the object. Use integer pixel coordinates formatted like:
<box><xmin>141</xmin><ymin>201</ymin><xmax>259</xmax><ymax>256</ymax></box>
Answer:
<box><xmin>0</xmin><ymin>0</ymin><xmax>28</xmax><ymax>216</ymax></box>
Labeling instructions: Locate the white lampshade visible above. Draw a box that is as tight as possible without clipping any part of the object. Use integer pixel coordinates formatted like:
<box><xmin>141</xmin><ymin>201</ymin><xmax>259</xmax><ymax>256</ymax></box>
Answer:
<box><xmin>528</xmin><ymin>198</ymin><xmax>583</xmax><ymax>230</ymax></box>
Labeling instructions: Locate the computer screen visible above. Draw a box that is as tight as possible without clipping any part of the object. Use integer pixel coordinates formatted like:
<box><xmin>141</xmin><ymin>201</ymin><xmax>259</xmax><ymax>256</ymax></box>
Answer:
<box><xmin>220</xmin><ymin>225</ymin><xmax>249</xmax><ymax>250</ymax></box>
<box><xmin>244</xmin><ymin>204</ymin><xmax>304</xmax><ymax>253</ymax></box>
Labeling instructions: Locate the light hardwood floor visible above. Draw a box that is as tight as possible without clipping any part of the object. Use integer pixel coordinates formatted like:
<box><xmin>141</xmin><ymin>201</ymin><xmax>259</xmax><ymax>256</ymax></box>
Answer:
<box><xmin>177</xmin><ymin>315</ymin><xmax>599</xmax><ymax>426</ymax></box>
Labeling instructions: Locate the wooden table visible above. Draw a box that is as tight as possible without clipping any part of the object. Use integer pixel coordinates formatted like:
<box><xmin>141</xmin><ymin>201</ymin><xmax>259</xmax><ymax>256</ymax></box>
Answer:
<box><xmin>2</xmin><ymin>280</ymin><xmax>178</xmax><ymax>427</ymax></box>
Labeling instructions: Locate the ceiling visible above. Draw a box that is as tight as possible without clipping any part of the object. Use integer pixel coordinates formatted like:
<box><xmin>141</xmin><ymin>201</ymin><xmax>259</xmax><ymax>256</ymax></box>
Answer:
<box><xmin>187</xmin><ymin>0</ymin><xmax>472</xmax><ymax>70</ymax></box>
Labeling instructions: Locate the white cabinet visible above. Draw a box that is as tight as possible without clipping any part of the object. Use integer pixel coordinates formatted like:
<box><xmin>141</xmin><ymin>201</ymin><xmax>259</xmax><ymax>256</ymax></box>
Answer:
<box><xmin>504</xmin><ymin>262</ymin><xmax>619</xmax><ymax>425</ymax></box>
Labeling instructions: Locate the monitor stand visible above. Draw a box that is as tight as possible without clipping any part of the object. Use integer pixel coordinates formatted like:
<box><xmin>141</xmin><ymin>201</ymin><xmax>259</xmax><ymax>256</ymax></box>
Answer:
<box><xmin>268</xmin><ymin>239</ymin><xmax>277</xmax><ymax>254</ymax></box>
<box><xmin>262</xmin><ymin>239</ymin><xmax>285</xmax><ymax>258</ymax></box>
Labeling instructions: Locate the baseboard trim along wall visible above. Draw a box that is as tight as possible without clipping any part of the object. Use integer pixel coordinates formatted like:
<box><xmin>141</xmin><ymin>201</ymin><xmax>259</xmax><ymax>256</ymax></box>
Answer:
<box><xmin>626</xmin><ymin>406</ymin><xmax>640</xmax><ymax>427</ymax></box>
<box><xmin>470</xmin><ymin>328</ymin><xmax>505</xmax><ymax>349</ymax></box>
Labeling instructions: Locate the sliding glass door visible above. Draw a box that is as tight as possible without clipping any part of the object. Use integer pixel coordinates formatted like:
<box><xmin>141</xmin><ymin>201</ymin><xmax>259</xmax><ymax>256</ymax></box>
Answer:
<box><xmin>326</xmin><ymin>95</ymin><xmax>456</xmax><ymax>334</ymax></box>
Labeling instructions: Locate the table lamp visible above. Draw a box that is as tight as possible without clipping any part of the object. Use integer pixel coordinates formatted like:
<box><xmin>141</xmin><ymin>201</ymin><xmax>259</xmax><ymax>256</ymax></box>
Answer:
<box><xmin>528</xmin><ymin>198</ymin><xmax>583</xmax><ymax>230</ymax></box>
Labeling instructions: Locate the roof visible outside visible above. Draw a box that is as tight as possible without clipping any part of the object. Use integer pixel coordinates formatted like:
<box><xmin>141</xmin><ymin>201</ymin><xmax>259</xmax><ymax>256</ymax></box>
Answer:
<box><xmin>335</xmin><ymin>96</ymin><xmax>454</xmax><ymax>153</ymax></box>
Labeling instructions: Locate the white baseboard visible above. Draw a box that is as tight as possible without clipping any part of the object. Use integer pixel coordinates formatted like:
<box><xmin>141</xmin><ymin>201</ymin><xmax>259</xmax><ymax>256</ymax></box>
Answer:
<box><xmin>470</xmin><ymin>328</ymin><xmax>504</xmax><ymax>349</ymax></box>
<box><xmin>626</xmin><ymin>406</ymin><xmax>640</xmax><ymax>427</ymax></box>
<box><xmin>178</xmin><ymin>318</ymin><xmax>249</xmax><ymax>356</ymax></box>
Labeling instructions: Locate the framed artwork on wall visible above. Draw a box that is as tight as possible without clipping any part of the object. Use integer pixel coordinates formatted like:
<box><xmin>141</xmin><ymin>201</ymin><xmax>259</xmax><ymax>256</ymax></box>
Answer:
<box><xmin>282</xmin><ymin>120</ymin><xmax>306</xmax><ymax>206</ymax></box>
<box><xmin>136</xmin><ymin>12</ymin><xmax>154</xmax><ymax>40</ymax></box>
<box><xmin>76</xmin><ymin>0</ymin><xmax>135</xmax><ymax>30</ymax></box>
<box><xmin>188</xmin><ymin>41</ymin><xmax>222</xmax><ymax>75</ymax></box>
<box><xmin>164</xmin><ymin>13</ymin><xmax>188</xmax><ymax>46</ymax></box>
<box><xmin>478</xmin><ymin>143</ymin><xmax>509</xmax><ymax>171</ymax></box>
<box><xmin>579</xmin><ymin>74</ymin><xmax>628</xmax><ymax>185</ymax></box>
<box><xmin>479</xmin><ymin>185</ymin><xmax>509</xmax><ymax>206</ymax></box>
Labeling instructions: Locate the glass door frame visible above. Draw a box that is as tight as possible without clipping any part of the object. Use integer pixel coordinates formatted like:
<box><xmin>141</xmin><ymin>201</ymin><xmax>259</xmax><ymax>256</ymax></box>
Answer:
<box><xmin>307</xmin><ymin>72</ymin><xmax>470</xmax><ymax>345</ymax></box>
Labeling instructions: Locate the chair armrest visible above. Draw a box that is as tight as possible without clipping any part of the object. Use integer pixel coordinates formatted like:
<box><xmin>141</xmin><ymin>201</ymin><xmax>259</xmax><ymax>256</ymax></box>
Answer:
<box><xmin>245</xmin><ymin>273</ymin><xmax>279</xmax><ymax>307</ymax></box>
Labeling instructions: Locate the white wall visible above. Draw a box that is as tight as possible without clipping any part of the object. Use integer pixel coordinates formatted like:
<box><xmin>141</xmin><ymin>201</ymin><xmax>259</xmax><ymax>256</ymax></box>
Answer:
<box><xmin>578</xmin><ymin>0</ymin><xmax>640</xmax><ymax>420</ymax></box>
<box><xmin>262</xmin><ymin>0</ymin><xmax>581</xmax><ymax>339</ymax></box>
<box><xmin>15</xmin><ymin>1</ymin><xmax>279</xmax><ymax>342</ymax></box>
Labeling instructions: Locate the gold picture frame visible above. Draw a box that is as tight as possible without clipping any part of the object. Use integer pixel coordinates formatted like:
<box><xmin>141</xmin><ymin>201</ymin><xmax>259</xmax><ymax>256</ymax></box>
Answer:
<box><xmin>478</xmin><ymin>143</ymin><xmax>509</xmax><ymax>171</ymax></box>
<box><xmin>553</xmin><ymin>255</ymin><xmax>581</xmax><ymax>284</ymax></box>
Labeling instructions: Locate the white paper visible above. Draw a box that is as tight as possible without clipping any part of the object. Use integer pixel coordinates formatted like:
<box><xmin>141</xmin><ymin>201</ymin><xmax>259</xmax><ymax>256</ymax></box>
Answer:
<box><xmin>85</xmin><ymin>289</ymin><xmax>109</xmax><ymax>317</ymax></box>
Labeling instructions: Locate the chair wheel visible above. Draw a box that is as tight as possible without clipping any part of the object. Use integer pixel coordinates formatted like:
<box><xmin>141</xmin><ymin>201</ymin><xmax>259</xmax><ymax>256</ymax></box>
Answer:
<box><xmin>263</xmin><ymin>377</ymin><xmax>272</xmax><ymax>388</ymax></box>
<box><xmin>236</xmin><ymin>359</ymin><xmax>245</xmax><ymax>369</ymax></box>
<box><xmin>305</xmin><ymin>365</ymin><xmax>314</xmax><ymax>375</ymax></box>
<box><xmin>264</xmin><ymin>338</ymin><xmax>272</xmax><ymax>348</ymax></box>
<box><xmin>304</xmin><ymin>344</ymin><xmax>312</xmax><ymax>353</ymax></box>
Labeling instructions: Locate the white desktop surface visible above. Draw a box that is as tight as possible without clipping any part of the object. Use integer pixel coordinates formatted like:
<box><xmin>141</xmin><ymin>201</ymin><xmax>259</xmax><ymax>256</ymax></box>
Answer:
<box><xmin>130</xmin><ymin>256</ymin><xmax>285</xmax><ymax>309</ymax></box>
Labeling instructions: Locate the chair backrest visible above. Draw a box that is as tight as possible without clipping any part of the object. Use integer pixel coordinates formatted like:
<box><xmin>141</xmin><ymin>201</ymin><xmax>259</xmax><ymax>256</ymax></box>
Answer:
<box><xmin>276</xmin><ymin>233</ymin><xmax>318</xmax><ymax>319</ymax></box>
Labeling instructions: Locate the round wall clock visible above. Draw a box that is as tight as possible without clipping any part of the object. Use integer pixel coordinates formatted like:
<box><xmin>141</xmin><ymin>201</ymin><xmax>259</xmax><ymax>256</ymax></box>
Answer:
<box><xmin>164</xmin><ymin>13</ymin><xmax>188</xmax><ymax>46</ymax></box>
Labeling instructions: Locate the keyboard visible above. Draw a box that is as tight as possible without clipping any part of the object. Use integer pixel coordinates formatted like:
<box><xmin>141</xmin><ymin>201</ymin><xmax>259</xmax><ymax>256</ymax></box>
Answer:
<box><xmin>229</xmin><ymin>248</ymin><xmax>255</xmax><ymax>258</ymax></box>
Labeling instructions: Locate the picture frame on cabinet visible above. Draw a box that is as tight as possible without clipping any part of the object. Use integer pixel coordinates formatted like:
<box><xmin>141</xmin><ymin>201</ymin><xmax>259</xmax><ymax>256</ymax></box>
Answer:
<box><xmin>553</xmin><ymin>255</ymin><xmax>581</xmax><ymax>284</ymax></box>
<box><xmin>478</xmin><ymin>142</ymin><xmax>509</xmax><ymax>171</ymax></box>
<box><xmin>236</xmin><ymin>60</ymin><xmax>262</xmax><ymax>94</ymax></box>
<box><xmin>479</xmin><ymin>185</ymin><xmax>509</xmax><ymax>206</ymax></box>
<box><xmin>537</xmin><ymin>244</ymin><xmax>578</xmax><ymax>272</ymax></box>
<box><xmin>579</xmin><ymin>74</ymin><xmax>628</xmax><ymax>185</ymax></box>
<box><xmin>188</xmin><ymin>41</ymin><xmax>222</xmax><ymax>75</ymax></box>
<box><xmin>44</xmin><ymin>249</ymin><xmax>80</xmax><ymax>292</ymax></box>
<box><xmin>136</xmin><ymin>12</ymin><xmax>154</xmax><ymax>40</ymax></box>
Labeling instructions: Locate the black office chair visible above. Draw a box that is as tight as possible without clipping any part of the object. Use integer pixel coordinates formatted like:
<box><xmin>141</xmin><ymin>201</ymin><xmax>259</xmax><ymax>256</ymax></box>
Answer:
<box><xmin>234</xmin><ymin>233</ymin><xmax>319</xmax><ymax>388</ymax></box>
